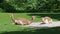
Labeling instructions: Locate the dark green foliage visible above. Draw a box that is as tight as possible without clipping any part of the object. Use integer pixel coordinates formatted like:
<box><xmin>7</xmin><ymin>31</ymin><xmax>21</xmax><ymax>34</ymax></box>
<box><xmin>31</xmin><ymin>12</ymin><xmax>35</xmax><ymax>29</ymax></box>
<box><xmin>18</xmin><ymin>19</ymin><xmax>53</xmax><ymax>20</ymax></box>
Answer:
<box><xmin>0</xmin><ymin>0</ymin><xmax>60</xmax><ymax>13</ymax></box>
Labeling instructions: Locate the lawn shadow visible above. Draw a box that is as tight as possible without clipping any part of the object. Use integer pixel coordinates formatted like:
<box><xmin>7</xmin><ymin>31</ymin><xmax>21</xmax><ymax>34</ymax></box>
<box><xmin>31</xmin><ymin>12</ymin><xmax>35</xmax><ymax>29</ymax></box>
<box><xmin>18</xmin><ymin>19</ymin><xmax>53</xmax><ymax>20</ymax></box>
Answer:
<box><xmin>27</xmin><ymin>13</ymin><xmax>60</xmax><ymax>21</ymax></box>
<box><xmin>0</xmin><ymin>27</ymin><xmax>60</xmax><ymax>34</ymax></box>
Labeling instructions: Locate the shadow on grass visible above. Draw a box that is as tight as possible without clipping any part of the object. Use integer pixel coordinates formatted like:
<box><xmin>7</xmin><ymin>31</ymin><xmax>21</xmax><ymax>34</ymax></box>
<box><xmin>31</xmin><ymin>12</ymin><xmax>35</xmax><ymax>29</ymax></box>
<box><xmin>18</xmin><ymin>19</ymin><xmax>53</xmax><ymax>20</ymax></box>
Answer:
<box><xmin>27</xmin><ymin>13</ymin><xmax>60</xmax><ymax>20</ymax></box>
<box><xmin>0</xmin><ymin>27</ymin><xmax>60</xmax><ymax>34</ymax></box>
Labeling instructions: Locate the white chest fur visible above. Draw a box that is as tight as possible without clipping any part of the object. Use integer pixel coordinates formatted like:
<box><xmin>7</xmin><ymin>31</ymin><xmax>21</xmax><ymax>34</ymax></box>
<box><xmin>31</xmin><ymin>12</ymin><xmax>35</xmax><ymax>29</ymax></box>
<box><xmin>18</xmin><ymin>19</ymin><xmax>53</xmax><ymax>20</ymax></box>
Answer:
<box><xmin>15</xmin><ymin>20</ymin><xmax>24</xmax><ymax>25</ymax></box>
<box><xmin>44</xmin><ymin>19</ymin><xmax>49</xmax><ymax>24</ymax></box>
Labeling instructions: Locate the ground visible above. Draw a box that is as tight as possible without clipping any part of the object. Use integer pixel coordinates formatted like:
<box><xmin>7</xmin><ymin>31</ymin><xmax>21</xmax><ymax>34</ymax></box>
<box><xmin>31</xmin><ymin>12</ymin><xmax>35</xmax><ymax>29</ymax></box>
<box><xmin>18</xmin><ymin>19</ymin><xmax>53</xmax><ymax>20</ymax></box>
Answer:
<box><xmin>0</xmin><ymin>13</ymin><xmax>60</xmax><ymax>34</ymax></box>
<box><xmin>26</xmin><ymin>21</ymin><xmax>60</xmax><ymax>28</ymax></box>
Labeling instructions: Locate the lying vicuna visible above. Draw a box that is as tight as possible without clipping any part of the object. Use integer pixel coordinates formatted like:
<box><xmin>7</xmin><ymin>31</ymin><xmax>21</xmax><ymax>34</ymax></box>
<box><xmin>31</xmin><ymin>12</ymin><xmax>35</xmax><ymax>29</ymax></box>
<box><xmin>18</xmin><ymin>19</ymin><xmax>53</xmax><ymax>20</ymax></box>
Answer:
<box><xmin>10</xmin><ymin>13</ymin><xmax>35</xmax><ymax>25</ymax></box>
<box><xmin>41</xmin><ymin>16</ymin><xmax>52</xmax><ymax>24</ymax></box>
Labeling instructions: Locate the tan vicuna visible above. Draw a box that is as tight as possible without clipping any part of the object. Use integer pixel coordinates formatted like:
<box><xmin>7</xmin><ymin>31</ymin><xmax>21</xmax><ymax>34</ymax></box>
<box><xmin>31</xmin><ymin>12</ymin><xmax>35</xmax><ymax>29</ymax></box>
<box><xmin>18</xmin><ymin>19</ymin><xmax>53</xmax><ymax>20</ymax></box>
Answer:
<box><xmin>41</xmin><ymin>16</ymin><xmax>52</xmax><ymax>24</ymax></box>
<box><xmin>10</xmin><ymin>13</ymin><xmax>35</xmax><ymax>25</ymax></box>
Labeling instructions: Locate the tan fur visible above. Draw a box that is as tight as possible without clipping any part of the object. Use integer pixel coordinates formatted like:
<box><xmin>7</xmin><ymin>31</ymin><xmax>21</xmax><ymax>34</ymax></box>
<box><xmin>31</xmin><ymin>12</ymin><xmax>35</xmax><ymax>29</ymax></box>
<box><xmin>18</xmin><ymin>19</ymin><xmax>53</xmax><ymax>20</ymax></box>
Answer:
<box><xmin>15</xmin><ymin>18</ymin><xmax>30</xmax><ymax>25</ymax></box>
<box><xmin>42</xmin><ymin>16</ymin><xmax>52</xmax><ymax>24</ymax></box>
<box><xmin>10</xmin><ymin>13</ymin><xmax>35</xmax><ymax>25</ymax></box>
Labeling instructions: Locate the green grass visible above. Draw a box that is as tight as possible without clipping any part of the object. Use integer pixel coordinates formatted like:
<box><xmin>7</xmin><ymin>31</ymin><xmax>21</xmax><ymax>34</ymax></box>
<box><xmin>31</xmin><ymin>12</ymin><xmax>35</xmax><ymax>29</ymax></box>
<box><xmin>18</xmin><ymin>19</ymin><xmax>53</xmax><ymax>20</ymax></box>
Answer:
<box><xmin>0</xmin><ymin>13</ymin><xmax>60</xmax><ymax>34</ymax></box>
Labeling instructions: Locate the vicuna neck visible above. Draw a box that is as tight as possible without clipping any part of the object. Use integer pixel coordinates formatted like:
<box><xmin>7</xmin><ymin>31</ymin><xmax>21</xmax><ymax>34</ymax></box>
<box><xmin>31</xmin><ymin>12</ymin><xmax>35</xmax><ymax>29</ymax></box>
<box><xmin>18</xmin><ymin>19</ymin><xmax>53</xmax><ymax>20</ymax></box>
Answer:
<box><xmin>10</xmin><ymin>14</ymin><xmax>15</xmax><ymax>22</ymax></box>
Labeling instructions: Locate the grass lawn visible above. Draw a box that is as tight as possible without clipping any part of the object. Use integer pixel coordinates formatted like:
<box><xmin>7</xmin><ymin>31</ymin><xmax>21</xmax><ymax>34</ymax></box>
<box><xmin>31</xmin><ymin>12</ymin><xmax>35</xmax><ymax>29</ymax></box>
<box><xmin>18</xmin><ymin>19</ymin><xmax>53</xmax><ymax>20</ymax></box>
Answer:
<box><xmin>0</xmin><ymin>13</ymin><xmax>60</xmax><ymax>34</ymax></box>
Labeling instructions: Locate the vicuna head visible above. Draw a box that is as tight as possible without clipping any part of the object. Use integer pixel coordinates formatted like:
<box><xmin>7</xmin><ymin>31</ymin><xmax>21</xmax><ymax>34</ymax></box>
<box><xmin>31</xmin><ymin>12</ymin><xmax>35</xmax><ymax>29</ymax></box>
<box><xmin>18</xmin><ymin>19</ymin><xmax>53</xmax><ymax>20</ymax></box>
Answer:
<box><xmin>31</xmin><ymin>16</ymin><xmax>36</xmax><ymax>22</ymax></box>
